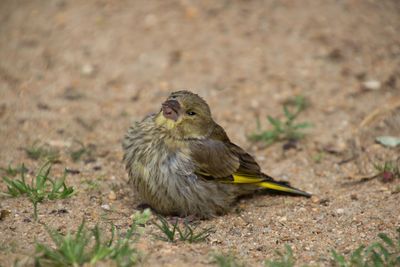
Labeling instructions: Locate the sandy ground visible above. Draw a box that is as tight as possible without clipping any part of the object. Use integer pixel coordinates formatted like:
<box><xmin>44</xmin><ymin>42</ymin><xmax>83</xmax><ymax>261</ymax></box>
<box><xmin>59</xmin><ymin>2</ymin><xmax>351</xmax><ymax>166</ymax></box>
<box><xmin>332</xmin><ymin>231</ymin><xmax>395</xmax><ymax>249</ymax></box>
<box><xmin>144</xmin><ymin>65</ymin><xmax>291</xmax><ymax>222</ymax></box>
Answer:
<box><xmin>0</xmin><ymin>0</ymin><xmax>399</xmax><ymax>266</ymax></box>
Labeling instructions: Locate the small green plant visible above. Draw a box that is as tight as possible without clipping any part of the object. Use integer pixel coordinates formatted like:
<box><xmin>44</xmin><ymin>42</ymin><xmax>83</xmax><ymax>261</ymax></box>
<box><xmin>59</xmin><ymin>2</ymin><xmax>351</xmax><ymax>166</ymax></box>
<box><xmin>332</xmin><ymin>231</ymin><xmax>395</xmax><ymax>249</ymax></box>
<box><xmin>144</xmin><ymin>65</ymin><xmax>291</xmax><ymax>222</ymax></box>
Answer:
<box><xmin>0</xmin><ymin>241</ymin><xmax>17</xmax><ymax>253</ymax></box>
<box><xmin>265</xmin><ymin>245</ymin><xmax>296</xmax><ymax>267</ymax></box>
<box><xmin>35</xmin><ymin>210</ymin><xmax>151</xmax><ymax>267</ymax></box>
<box><xmin>25</xmin><ymin>142</ymin><xmax>59</xmax><ymax>162</ymax></box>
<box><xmin>153</xmin><ymin>215</ymin><xmax>213</xmax><ymax>243</ymax></box>
<box><xmin>131</xmin><ymin>209</ymin><xmax>152</xmax><ymax>235</ymax></box>
<box><xmin>212</xmin><ymin>252</ymin><xmax>244</xmax><ymax>267</ymax></box>
<box><xmin>69</xmin><ymin>141</ymin><xmax>96</xmax><ymax>162</ymax></box>
<box><xmin>249</xmin><ymin>95</ymin><xmax>311</xmax><ymax>145</ymax></box>
<box><xmin>81</xmin><ymin>179</ymin><xmax>100</xmax><ymax>191</ymax></box>
<box><xmin>331</xmin><ymin>228</ymin><xmax>400</xmax><ymax>267</ymax></box>
<box><xmin>1</xmin><ymin>162</ymin><xmax>74</xmax><ymax>220</ymax></box>
<box><xmin>0</xmin><ymin>164</ymin><xmax>28</xmax><ymax>177</ymax></box>
<box><xmin>374</xmin><ymin>161</ymin><xmax>400</xmax><ymax>183</ymax></box>
<box><xmin>312</xmin><ymin>152</ymin><xmax>325</xmax><ymax>164</ymax></box>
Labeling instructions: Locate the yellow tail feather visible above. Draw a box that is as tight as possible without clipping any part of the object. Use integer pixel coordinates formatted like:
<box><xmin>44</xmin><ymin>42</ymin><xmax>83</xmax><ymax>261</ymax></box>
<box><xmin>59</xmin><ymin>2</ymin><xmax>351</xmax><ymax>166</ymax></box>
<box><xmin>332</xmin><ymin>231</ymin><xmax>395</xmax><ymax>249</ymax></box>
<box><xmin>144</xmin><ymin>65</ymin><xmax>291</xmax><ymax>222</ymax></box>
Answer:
<box><xmin>232</xmin><ymin>174</ymin><xmax>311</xmax><ymax>197</ymax></box>
<box><xmin>256</xmin><ymin>181</ymin><xmax>311</xmax><ymax>197</ymax></box>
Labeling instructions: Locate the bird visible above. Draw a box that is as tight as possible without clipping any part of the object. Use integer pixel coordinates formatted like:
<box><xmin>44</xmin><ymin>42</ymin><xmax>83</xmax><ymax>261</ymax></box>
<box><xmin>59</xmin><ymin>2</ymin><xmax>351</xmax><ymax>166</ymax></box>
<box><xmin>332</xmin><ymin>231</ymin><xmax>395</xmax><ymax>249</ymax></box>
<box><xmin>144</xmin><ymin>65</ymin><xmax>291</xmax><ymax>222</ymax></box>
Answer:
<box><xmin>123</xmin><ymin>90</ymin><xmax>311</xmax><ymax>218</ymax></box>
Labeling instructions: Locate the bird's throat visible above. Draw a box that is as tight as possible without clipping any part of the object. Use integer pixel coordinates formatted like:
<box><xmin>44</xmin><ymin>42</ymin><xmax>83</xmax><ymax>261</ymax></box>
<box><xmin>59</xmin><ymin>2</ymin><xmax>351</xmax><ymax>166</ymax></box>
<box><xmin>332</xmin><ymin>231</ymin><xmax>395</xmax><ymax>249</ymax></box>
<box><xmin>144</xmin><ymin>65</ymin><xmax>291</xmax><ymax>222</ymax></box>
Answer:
<box><xmin>155</xmin><ymin>112</ymin><xmax>177</xmax><ymax>130</ymax></box>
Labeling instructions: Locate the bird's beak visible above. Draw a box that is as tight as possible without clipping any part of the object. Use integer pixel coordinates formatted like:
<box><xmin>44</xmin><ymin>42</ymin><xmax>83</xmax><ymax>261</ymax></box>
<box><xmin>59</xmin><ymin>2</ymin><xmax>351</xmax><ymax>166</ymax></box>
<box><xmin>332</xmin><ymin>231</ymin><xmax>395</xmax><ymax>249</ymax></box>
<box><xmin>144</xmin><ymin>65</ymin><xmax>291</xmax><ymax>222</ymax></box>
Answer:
<box><xmin>162</xmin><ymin>99</ymin><xmax>180</xmax><ymax>121</ymax></box>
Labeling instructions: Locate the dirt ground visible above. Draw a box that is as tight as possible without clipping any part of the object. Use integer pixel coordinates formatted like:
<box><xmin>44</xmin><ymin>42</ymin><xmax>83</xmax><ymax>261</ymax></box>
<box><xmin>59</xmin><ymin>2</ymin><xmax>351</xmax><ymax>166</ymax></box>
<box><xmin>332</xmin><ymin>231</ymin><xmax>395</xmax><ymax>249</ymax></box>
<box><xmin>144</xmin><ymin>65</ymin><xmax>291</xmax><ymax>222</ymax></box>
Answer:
<box><xmin>1</xmin><ymin>0</ymin><xmax>400</xmax><ymax>266</ymax></box>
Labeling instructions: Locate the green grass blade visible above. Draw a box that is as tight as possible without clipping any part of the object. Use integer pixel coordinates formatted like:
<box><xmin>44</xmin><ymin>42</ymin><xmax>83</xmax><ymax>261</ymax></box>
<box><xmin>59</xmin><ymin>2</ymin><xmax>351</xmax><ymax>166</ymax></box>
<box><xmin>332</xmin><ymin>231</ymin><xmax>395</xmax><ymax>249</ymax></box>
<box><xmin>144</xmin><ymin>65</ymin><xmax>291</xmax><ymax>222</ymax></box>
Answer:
<box><xmin>267</xmin><ymin>115</ymin><xmax>282</xmax><ymax>130</ymax></box>
<box><xmin>2</xmin><ymin>177</ymin><xmax>26</xmax><ymax>196</ymax></box>
<box><xmin>213</xmin><ymin>253</ymin><xmax>244</xmax><ymax>267</ymax></box>
<box><xmin>283</xmin><ymin>105</ymin><xmax>294</xmax><ymax>121</ymax></box>
<box><xmin>153</xmin><ymin>216</ymin><xmax>175</xmax><ymax>242</ymax></box>
<box><xmin>378</xmin><ymin>233</ymin><xmax>394</xmax><ymax>248</ymax></box>
<box><xmin>292</xmin><ymin>122</ymin><xmax>312</xmax><ymax>129</ymax></box>
<box><xmin>331</xmin><ymin>250</ymin><xmax>347</xmax><ymax>267</ymax></box>
<box><xmin>35</xmin><ymin>211</ymin><xmax>147</xmax><ymax>266</ymax></box>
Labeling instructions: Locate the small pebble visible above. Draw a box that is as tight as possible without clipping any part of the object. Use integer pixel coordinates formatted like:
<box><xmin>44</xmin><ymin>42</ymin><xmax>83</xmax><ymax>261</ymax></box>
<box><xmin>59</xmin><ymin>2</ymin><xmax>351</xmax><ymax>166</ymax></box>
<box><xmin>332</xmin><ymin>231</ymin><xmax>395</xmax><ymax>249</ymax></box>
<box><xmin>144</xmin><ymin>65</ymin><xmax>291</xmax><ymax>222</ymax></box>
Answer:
<box><xmin>350</xmin><ymin>194</ymin><xmax>358</xmax><ymax>200</ymax></box>
<box><xmin>101</xmin><ymin>204</ymin><xmax>111</xmax><ymax>211</ymax></box>
<box><xmin>362</xmin><ymin>80</ymin><xmax>381</xmax><ymax>90</ymax></box>
<box><xmin>278</xmin><ymin>216</ymin><xmax>287</xmax><ymax>222</ymax></box>
<box><xmin>336</xmin><ymin>208</ymin><xmax>345</xmax><ymax>215</ymax></box>
<box><xmin>108</xmin><ymin>190</ymin><xmax>117</xmax><ymax>200</ymax></box>
<box><xmin>319</xmin><ymin>198</ymin><xmax>330</xmax><ymax>206</ymax></box>
<box><xmin>93</xmin><ymin>165</ymin><xmax>102</xmax><ymax>171</ymax></box>
<box><xmin>379</xmin><ymin>187</ymin><xmax>389</xmax><ymax>192</ymax></box>
<box><xmin>311</xmin><ymin>196</ymin><xmax>320</xmax><ymax>203</ymax></box>
<box><xmin>0</xmin><ymin>210</ymin><xmax>11</xmax><ymax>221</ymax></box>
<box><xmin>144</xmin><ymin>14</ymin><xmax>158</xmax><ymax>28</ymax></box>
<box><xmin>81</xmin><ymin>63</ymin><xmax>95</xmax><ymax>76</ymax></box>
<box><xmin>250</xmin><ymin>99</ymin><xmax>260</xmax><ymax>109</ymax></box>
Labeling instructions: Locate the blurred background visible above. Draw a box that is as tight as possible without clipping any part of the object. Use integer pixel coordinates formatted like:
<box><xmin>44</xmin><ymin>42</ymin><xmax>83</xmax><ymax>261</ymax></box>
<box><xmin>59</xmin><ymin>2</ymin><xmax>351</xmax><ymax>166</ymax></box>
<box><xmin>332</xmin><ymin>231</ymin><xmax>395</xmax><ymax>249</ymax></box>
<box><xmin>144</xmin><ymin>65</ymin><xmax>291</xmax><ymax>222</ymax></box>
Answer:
<box><xmin>1</xmin><ymin>1</ymin><xmax>398</xmax><ymax>150</ymax></box>
<box><xmin>0</xmin><ymin>1</ymin><xmax>399</xmax><ymax>265</ymax></box>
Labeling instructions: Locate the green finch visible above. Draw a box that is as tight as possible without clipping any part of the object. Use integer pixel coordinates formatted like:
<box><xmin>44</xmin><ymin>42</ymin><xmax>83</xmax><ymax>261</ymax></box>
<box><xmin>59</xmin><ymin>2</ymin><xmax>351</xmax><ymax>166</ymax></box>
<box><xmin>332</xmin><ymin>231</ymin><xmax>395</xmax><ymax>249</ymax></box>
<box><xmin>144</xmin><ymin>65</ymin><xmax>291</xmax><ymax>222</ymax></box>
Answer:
<box><xmin>123</xmin><ymin>90</ymin><xmax>311</xmax><ymax>218</ymax></box>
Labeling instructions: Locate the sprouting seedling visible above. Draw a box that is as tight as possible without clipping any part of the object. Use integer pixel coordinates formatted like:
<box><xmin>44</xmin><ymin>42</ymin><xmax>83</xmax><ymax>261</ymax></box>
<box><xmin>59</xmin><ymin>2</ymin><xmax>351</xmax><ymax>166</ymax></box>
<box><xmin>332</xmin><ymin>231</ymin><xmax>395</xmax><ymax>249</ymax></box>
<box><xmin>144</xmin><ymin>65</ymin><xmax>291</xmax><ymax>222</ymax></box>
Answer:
<box><xmin>153</xmin><ymin>215</ymin><xmax>213</xmax><ymax>243</ymax></box>
<box><xmin>212</xmin><ymin>252</ymin><xmax>244</xmax><ymax>267</ymax></box>
<box><xmin>70</xmin><ymin>141</ymin><xmax>96</xmax><ymax>162</ymax></box>
<box><xmin>331</xmin><ymin>228</ymin><xmax>400</xmax><ymax>266</ymax></box>
<box><xmin>265</xmin><ymin>245</ymin><xmax>296</xmax><ymax>267</ymax></box>
<box><xmin>0</xmin><ymin>164</ymin><xmax>28</xmax><ymax>177</ymax></box>
<box><xmin>25</xmin><ymin>141</ymin><xmax>59</xmax><ymax>162</ymax></box>
<box><xmin>152</xmin><ymin>215</ymin><xmax>178</xmax><ymax>242</ymax></box>
<box><xmin>35</xmin><ymin>210</ymin><xmax>151</xmax><ymax>266</ymax></box>
<box><xmin>1</xmin><ymin>162</ymin><xmax>74</xmax><ymax>220</ymax></box>
<box><xmin>70</xmin><ymin>141</ymin><xmax>87</xmax><ymax>162</ymax></box>
<box><xmin>249</xmin><ymin>95</ymin><xmax>312</xmax><ymax>145</ymax></box>
<box><xmin>176</xmin><ymin>220</ymin><xmax>213</xmax><ymax>243</ymax></box>
<box><xmin>374</xmin><ymin>160</ymin><xmax>400</xmax><ymax>183</ymax></box>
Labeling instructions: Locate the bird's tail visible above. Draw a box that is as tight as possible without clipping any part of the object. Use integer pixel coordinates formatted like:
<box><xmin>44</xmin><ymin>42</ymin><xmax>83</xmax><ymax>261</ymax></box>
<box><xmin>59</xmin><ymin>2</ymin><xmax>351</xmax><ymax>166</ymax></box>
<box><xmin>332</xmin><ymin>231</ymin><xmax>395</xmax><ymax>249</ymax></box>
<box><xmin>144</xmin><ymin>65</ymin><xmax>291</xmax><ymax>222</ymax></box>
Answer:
<box><xmin>256</xmin><ymin>176</ymin><xmax>311</xmax><ymax>197</ymax></box>
<box><xmin>231</xmin><ymin>174</ymin><xmax>311</xmax><ymax>197</ymax></box>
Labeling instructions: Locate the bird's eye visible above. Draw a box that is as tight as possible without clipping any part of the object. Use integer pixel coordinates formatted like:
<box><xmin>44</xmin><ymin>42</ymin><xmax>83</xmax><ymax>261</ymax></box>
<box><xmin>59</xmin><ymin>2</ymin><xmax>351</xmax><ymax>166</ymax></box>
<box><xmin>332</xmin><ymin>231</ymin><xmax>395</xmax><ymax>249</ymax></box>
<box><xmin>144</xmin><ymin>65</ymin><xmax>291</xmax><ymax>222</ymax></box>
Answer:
<box><xmin>170</xmin><ymin>95</ymin><xmax>177</xmax><ymax>99</ymax></box>
<box><xmin>186</xmin><ymin>111</ymin><xmax>196</xmax><ymax>116</ymax></box>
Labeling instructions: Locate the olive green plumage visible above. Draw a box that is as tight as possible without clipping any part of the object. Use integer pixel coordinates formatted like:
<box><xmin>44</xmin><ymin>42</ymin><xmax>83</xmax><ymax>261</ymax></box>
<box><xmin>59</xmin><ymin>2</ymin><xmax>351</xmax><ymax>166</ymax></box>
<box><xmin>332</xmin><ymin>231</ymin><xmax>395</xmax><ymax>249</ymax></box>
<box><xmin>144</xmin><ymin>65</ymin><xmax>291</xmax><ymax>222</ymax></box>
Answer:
<box><xmin>123</xmin><ymin>90</ymin><xmax>310</xmax><ymax>218</ymax></box>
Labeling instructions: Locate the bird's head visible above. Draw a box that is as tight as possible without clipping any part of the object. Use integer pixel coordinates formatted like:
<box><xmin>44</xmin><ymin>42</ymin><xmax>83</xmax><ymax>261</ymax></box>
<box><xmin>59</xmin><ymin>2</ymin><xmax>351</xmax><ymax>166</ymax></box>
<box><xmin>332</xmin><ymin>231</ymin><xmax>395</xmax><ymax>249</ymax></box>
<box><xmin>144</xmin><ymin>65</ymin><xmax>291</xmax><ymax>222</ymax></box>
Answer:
<box><xmin>155</xmin><ymin>90</ymin><xmax>215</xmax><ymax>139</ymax></box>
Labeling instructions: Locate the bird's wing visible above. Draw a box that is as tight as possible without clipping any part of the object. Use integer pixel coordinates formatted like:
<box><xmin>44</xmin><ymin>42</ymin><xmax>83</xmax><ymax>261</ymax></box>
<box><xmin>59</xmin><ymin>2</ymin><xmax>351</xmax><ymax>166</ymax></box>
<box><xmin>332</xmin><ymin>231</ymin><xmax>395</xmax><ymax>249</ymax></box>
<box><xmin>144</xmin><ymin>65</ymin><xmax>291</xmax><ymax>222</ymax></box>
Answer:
<box><xmin>189</xmin><ymin>124</ymin><xmax>264</xmax><ymax>182</ymax></box>
<box><xmin>189</xmin><ymin>135</ymin><xmax>312</xmax><ymax>196</ymax></box>
<box><xmin>188</xmin><ymin>125</ymin><xmax>312</xmax><ymax>197</ymax></box>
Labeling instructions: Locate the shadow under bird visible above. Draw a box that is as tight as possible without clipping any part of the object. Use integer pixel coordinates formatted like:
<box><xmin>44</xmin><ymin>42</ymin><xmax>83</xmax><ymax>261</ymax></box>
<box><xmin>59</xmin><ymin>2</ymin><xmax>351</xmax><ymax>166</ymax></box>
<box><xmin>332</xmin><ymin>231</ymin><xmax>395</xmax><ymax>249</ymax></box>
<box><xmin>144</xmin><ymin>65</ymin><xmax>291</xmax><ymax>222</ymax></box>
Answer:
<box><xmin>123</xmin><ymin>90</ymin><xmax>311</xmax><ymax>218</ymax></box>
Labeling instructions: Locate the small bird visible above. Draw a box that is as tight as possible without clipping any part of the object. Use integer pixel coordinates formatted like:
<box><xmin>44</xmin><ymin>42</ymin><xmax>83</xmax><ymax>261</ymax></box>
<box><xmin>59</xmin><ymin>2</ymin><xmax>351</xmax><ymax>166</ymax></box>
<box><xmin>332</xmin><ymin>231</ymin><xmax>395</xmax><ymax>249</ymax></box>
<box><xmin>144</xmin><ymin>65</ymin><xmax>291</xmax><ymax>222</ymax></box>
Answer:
<box><xmin>123</xmin><ymin>90</ymin><xmax>311</xmax><ymax>218</ymax></box>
